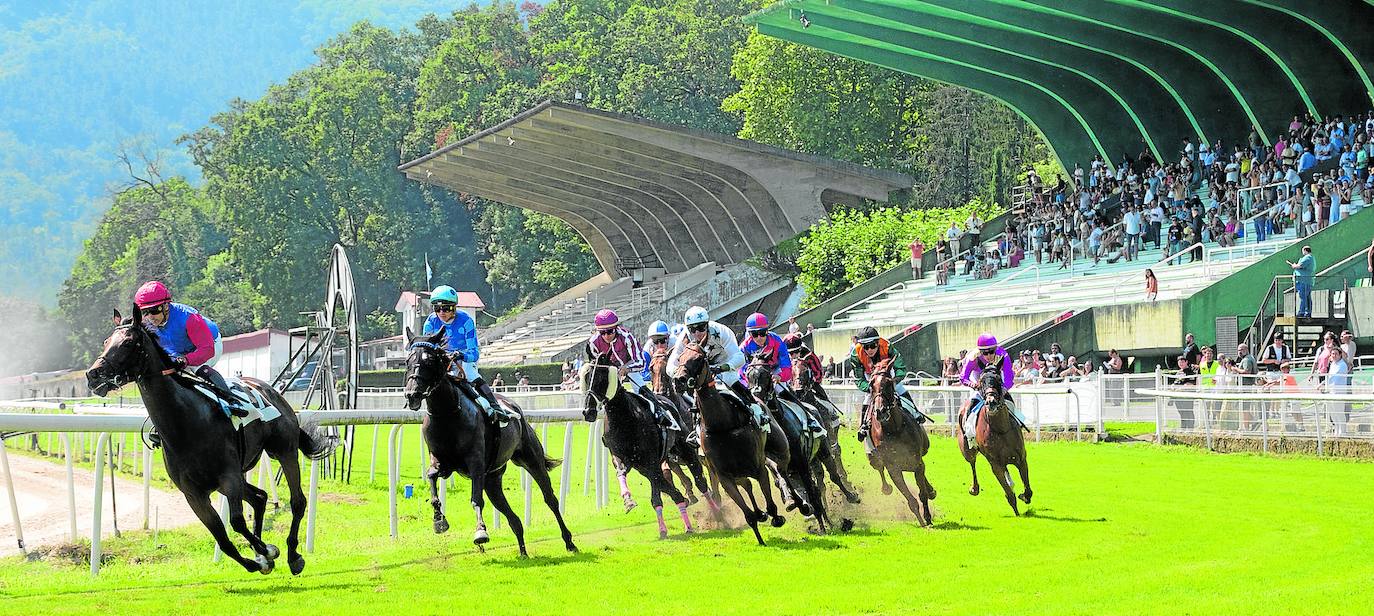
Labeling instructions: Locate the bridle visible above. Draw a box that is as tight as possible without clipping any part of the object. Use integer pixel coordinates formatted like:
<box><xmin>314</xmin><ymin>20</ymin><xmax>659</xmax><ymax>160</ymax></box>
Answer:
<box><xmin>677</xmin><ymin>342</ymin><xmax>710</xmax><ymax>391</ymax></box>
<box><xmin>406</xmin><ymin>341</ymin><xmax>453</xmax><ymax>403</ymax></box>
<box><xmin>91</xmin><ymin>324</ymin><xmax>156</xmax><ymax>395</ymax></box>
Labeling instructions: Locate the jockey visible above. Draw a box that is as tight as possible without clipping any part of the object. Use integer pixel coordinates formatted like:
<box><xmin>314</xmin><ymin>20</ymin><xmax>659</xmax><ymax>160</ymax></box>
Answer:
<box><xmin>421</xmin><ymin>285</ymin><xmax>510</xmax><ymax>423</ymax></box>
<box><xmin>639</xmin><ymin>320</ymin><xmax>675</xmax><ymax>383</ymax></box>
<box><xmin>133</xmin><ymin>281</ymin><xmax>252</xmax><ymax>417</ymax></box>
<box><xmin>585</xmin><ymin>310</ymin><xmax>679</xmax><ymax>430</ymax></box>
<box><xmin>847</xmin><ymin>326</ymin><xmax>920</xmax><ymax>445</ymax></box>
<box><xmin>959</xmin><ymin>332</ymin><xmax>1025</xmax><ymax>445</ymax></box>
<box><xmin>665</xmin><ymin>305</ymin><xmax>766</xmax><ymax>428</ymax></box>
<box><xmin>738</xmin><ymin>313</ymin><xmax>824</xmax><ymax>437</ymax></box>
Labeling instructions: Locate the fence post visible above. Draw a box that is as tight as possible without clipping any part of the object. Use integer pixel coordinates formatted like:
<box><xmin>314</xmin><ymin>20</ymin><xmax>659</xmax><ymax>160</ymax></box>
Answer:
<box><xmin>1203</xmin><ymin>395</ymin><xmax>1213</xmax><ymax>451</ymax></box>
<box><xmin>62</xmin><ymin>434</ymin><xmax>76</xmax><ymax>540</ymax></box>
<box><xmin>1154</xmin><ymin>367</ymin><xmax>1164</xmax><ymax>444</ymax></box>
<box><xmin>388</xmin><ymin>424</ymin><xmax>401</xmax><ymax>539</ymax></box>
<box><xmin>305</xmin><ymin>457</ymin><xmax>319</xmax><ymax>552</ymax></box>
<box><xmin>143</xmin><ymin>446</ymin><xmax>153</xmax><ymax>530</ymax></box>
<box><xmin>1315</xmin><ymin>403</ymin><xmax>1324</xmax><ymax>456</ymax></box>
<box><xmin>0</xmin><ymin>438</ymin><xmax>24</xmax><ymax>555</ymax></box>
<box><xmin>90</xmin><ymin>433</ymin><xmax>110</xmax><ymax>576</ymax></box>
<box><xmin>559</xmin><ymin>422</ymin><xmax>574</xmax><ymax>515</ymax></box>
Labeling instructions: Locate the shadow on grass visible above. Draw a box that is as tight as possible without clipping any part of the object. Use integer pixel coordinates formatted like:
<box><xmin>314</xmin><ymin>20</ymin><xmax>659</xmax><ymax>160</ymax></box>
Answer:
<box><xmin>930</xmin><ymin>520</ymin><xmax>989</xmax><ymax>531</ymax></box>
<box><xmin>222</xmin><ymin>582</ymin><xmax>365</xmax><ymax>595</ymax></box>
<box><xmin>488</xmin><ymin>550</ymin><xmax>598</xmax><ymax>569</ymax></box>
<box><xmin>1021</xmin><ymin>509</ymin><xmax>1107</xmax><ymax>523</ymax></box>
<box><xmin>766</xmin><ymin>536</ymin><xmax>844</xmax><ymax>551</ymax></box>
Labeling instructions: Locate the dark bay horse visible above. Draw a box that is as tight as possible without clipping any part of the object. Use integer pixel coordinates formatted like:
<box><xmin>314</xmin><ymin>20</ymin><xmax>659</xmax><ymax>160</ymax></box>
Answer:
<box><xmin>402</xmin><ymin>330</ymin><xmax>576</xmax><ymax>555</ymax></box>
<box><xmin>673</xmin><ymin>342</ymin><xmax>783</xmax><ymax>545</ymax></box>
<box><xmin>86</xmin><ymin>307</ymin><xmax>334</xmax><ymax>575</ymax></box>
<box><xmin>647</xmin><ymin>348</ymin><xmax>713</xmax><ymax>506</ymax></box>
<box><xmin>956</xmin><ymin>370</ymin><xmax>1032</xmax><ymax>515</ymax></box>
<box><xmin>867</xmin><ymin>359</ymin><xmax>936</xmax><ymax>526</ymax></box>
<box><xmin>794</xmin><ymin>364</ymin><xmax>859</xmax><ymax>501</ymax></box>
<box><xmin>580</xmin><ymin>352</ymin><xmax>696</xmax><ymax>538</ymax></box>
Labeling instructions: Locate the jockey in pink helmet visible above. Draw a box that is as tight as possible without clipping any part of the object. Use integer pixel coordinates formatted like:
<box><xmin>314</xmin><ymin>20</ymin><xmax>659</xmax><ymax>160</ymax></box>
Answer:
<box><xmin>959</xmin><ymin>332</ymin><xmax>1026</xmax><ymax>445</ymax></box>
<box><xmin>584</xmin><ymin>309</ymin><xmax>679</xmax><ymax>430</ymax></box>
<box><xmin>133</xmin><ymin>280</ymin><xmax>252</xmax><ymax>417</ymax></box>
<box><xmin>739</xmin><ymin>312</ymin><xmax>824</xmax><ymax>437</ymax></box>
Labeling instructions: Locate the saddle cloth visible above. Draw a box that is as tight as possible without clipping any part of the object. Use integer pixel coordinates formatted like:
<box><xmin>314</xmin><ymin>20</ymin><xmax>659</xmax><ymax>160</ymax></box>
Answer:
<box><xmin>181</xmin><ymin>374</ymin><xmax>281</xmax><ymax>430</ymax></box>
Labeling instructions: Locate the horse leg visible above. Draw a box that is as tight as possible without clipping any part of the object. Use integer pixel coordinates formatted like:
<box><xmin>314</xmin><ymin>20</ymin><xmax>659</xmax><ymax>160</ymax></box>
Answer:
<box><xmin>425</xmin><ymin>463</ymin><xmax>449</xmax><ymax>534</ymax></box>
<box><xmin>753</xmin><ymin>468</ymin><xmax>785</xmax><ymax>528</ymax></box>
<box><xmin>275</xmin><ymin>454</ymin><xmax>308</xmax><ymax>575</ymax></box>
<box><xmin>613</xmin><ymin>455</ymin><xmax>636</xmax><ymax>513</ymax></box>
<box><xmin>243</xmin><ymin>482</ymin><xmax>277</xmax><ymax>560</ymax></box>
<box><xmin>513</xmin><ymin>443</ymin><xmax>578</xmax><ymax>552</ymax></box>
<box><xmin>183</xmin><ymin>490</ymin><xmax>262</xmax><ymax>573</ymax></box>
<box><xmin>466</xmin><ymin>453</ymin><xmax>490</xmax><ymax>546</ymax></box>
<box><xmin>988</xmin><ymin>462</ymin><xmax>1020</xmax><ymax>516</ymax></box>
<box><xmin>482</xmin><ymin>468</ymin><xmax>527</xmax><ymax>557</ymax></box>
<box><xmin>1016</xmin><ymin>458</ymin><xmax>1033</xmax><ymax>505</ymax></box>
<box><xmin>818</xmin><ymin>438</ymin><xmax>861</xmax><ymax>504</ymax></box>
<box><xmin>798</xmin><ymin>463</ymin><xmax>827</xmax><ymax>534</ymax></box>
<box><xmin>219</xmin><ymin>479</ymin><xmax>273</xmax><ymax>572</ymax></box>
<box><xmin>667</xmin><ymin>461</ymin><xmax>697</xmax><ymax>505</ymax></box>
<box><xmin>645</xmin><ymin>462</ymin><xmax>691</xmax><ymax>536</ymax></box>
<box><xmin>963</xmin><ymin>445</ymin><xmax>981</xmax><ymax>497</ymax></box>
<box><xmin>717</xmin><ymin>478</ymin><xmax>764</xmax><ymax>546</ymax></box>
<box><xmin>886</xmin><ymin>469</ymin><xmax>928</xmax><ymax>527</ymax></box>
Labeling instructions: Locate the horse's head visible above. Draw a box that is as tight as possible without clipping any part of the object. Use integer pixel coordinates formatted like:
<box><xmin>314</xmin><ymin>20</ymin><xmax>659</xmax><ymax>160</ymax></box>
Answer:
<box><xmin>579</xmin><ymin>350</ymin><xmax>619</xmax><ymax>407</ymax></box>
<box><xmin>675</xmin><ymin>342</ymin><xmax>710</xmax><ymax>392</ymax></box>
<box><xmin>869</xmin><ymin>358</ymin><xmax>897</xmax><ymax>422</ymax></box>
<box><xmin>979</xmin><ymin>369</ymin><xmax>1008</xmax><ymax>412</ymax></box>
<box><xmin>86</xmin><ymin>305</ymin><xmax>165</xmax><ymax>397</ymax></box>
<box><xmin>403</xmin><ymin>328</ymin><xmax>452</xmax><ymax>411</ymax></box>
<box><xmin>744</xmin><ymin>351</ymin><xmax>774</xmax><ymax>402</ymax></box>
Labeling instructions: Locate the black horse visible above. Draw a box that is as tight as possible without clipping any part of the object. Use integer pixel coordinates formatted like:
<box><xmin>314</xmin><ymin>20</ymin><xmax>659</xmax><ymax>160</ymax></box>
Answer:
<box><xmin>673</xmin><ymin>343</ymin><xmax>783</xmax><ymax>545</ymax></box>
<box><xmin>794</xmin><ymin>364</ymin><xmax>860</xmax><ymax>503</ymax></box>
<box><xmin>580</xmin><ymin>352</ymin><xmax>696</xmax><ymax>538</ymax></box>
<box><xmin>86</xmin><ymin>307</ymin><xmax>334</xmax><ymax>575</ymax></box>
<box><xmin>402</xmin><ymin>329</ymin><xmax>576</xmax><ymax>556</ymax></box>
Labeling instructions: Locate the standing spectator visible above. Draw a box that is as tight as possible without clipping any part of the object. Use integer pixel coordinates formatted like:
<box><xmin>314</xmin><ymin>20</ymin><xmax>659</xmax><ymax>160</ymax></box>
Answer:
<box><xmin>1045</xmin><ymin>343</ymin><xmax>1066</xmax><ymax>365</ymax></box>
<box><xmin>945</xmin><ymin>221</ymin><xmax>962</xmax><ymax>243</ymax></box>
<box><xmin>966</xmin><ymin>212</ymin><xmax>983</xmax><ymax>245</ymax></box>
<box><xmin>909</xmin><ymin>237</ymin><xmax>925</xmax><ymax>280</ymax></box>
<box><xmin>935</xmin><ymin>238</ymin><xmax>949</xmax><ymax>267</ymax></box>
<box><xmin>1149</xmin><ymin>199</ymin><xmax>1166</xmax><ymax>249</ymax></box>
<box><xmin>1105</xmin><ymin>349</ymin><xmax>1124</xmax><ymax>374</ymax></box>
<box><xmin>1235</xmin><ymin>343</ymin><xmax>1256</xmax><ymax>379</ymax></box>
<box><xmin>1258</xmin><ymin>332</ymin><xmax>1290</xmax><ymax>384</ymax></box>
<box><xmin>1123</xmin><ymin>205</ymin><xmax>1142</xmax><ymax>260</ymax></box>
<box><xmin>491</xmin><ymin>373</ymin><xmax>505</xmax><ymax>389</ymax></box>
<box><xmin>1340</xmin><ymin>330</ymin><xmax>1357</xmax><ymax>364</ymax></box>
<box><xmin>1172</xmin><ymin>355</ymin><xmax>1199</xmax><ymax>429</ymax></box>
<box><xmin>1366</xmin><ymin>237</ymin><xmax>1374</xmax><ymax>283</ymax></box>
<box><xmin>1181</xmin><ymin>332</ymin><xmax>1200</xmax><ymax>365</ymax></box>
<box><xmin>787</xmin><ymin>316</ymin><xmax>800</xmax><ymax>336</ymax></box>
<box><xmin>1145</xmin><ymin>268</ymin><xmax>1158</xmax><ymax>302</ymax></box>
<box><xmin>1235</xmin><ymin>342</ymin><xmax>1258</xmax><ymax>429</ymax></box>
<box><xmin>517</xmin><ymin>373</ymin><xmax>530</xmax><ymax>391</ymax></box>
<box><xmin>1325</xmin><ymin>346</ymin><xmax>1351</xmax><ymax>436</ymax></box>
<box><xmin>1286</xmin><ymin>245</ymin><xmax>1316</xmax><ymax>318</ymax></box>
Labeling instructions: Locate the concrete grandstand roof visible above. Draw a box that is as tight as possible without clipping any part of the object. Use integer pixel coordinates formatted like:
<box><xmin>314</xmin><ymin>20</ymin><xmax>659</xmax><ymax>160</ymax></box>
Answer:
<box><xmin>750</xmin><ymin>0</ymin><xmax>1374</xmax><ymax>173</ymax></box>
<box><xmin>399</xmin><ymin>101</ymin><xmax>912</xmax><ymax>275</ymax></box>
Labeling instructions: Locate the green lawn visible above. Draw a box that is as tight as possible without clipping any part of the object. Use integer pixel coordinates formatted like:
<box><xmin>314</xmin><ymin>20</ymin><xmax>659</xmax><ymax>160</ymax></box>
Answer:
<box><xmin>2</xmin><ymin>426</ymin><xmax>1371</xmax><ymax>615</ymax></box>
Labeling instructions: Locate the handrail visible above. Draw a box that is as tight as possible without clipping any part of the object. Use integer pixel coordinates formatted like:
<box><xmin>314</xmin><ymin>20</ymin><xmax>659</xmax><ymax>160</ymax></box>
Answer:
<box><xmin>932</xmin><ymin>230</ymin><xmax>1008</xmax><ymax>279</ymax></box>
<box><xmin>828</xmin><ymin>280</ymin><xmax>910</xmax><ymax>327</ymax></box>
<box><xmin>955</xmin><ymin>264</ymin><xmax>1041</xmax><ymax>317</ymax></box>
<box><xmin>1233</xmin><ymin>180</ymin><xmax>1290</xmax><ymax>222</ymax></box>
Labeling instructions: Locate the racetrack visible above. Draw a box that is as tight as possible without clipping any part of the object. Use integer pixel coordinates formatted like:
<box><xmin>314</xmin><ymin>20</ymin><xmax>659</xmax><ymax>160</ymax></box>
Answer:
<box><xmin>0</xmin><ymin>451</ymin><xmax>196</xmax><ymax>558</ymax></box>
<box><xmin>0</xmin><ymin>429</ymin><xmax>1370</xmax><ymax>614</ymax></box>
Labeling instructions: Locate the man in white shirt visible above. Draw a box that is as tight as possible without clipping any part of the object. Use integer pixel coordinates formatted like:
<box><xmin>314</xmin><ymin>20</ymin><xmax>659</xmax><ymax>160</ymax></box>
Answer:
<box><xmin>1123</xmin><ymin>206</ymin><xmax>1142</xmax><ymax>260</ymax></box>
<box><xmin>1149</xmin><ymin>202</ymin><xmax>1166</xmax><ymax>249</ymax></box>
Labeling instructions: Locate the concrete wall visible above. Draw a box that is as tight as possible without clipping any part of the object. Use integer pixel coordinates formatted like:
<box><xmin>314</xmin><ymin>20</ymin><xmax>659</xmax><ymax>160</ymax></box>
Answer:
<box><xmin>1093</xmin><ymin>300</ymin><xmax>1185</xmax><ymax>352</ymax></box>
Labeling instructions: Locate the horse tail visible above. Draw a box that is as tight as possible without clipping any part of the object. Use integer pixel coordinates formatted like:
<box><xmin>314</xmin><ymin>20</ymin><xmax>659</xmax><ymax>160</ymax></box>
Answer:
<box><xmin>297</xmin><ymin>421</ymin><xmax>338</xmax><ymax>461</ymax></box>
<box><xmin>511</xmin><ymin>400</ymin><xmax>561</xmax><ymax>471</ymax></box>
<box><xmin>543</xmin><ymin>455</ymin><xmax>562</xmax><ymax>471</ymax></box>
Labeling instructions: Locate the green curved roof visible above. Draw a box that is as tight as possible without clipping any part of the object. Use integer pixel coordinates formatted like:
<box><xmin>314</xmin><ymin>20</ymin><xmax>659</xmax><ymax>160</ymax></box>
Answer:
<box><xmin>752</xmin><ymin>0</ymin><xmax>1374</xmax><ymax>173</ymax></box>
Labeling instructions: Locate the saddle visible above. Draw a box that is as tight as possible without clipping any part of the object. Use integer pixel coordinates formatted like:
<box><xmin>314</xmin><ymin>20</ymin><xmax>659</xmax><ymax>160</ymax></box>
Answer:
<box><xmin>170</xmin><ymin>371</ymin><xmax>280</xmax><ymax>430</ymax></box>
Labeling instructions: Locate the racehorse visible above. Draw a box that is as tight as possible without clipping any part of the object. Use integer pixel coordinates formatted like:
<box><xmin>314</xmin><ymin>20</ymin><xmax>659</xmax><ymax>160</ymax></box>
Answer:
<box><xmin>794</xmin><ymin>364</ymin><xmax>859</xmax><ymax>500</ymax></box>
<box><xmin>744</xmin><ymin>355</ymin><xmax>860</xmax><ymax>533</ymax></box>
<box><xmin>646</xmin><ymin>348</ymin><xmax>713</xmax><ymax>506</ymax></box>
<box><xmin>402</xmin><ymin>329</ymin><xmax>576</xmax><ymax>555</ymax></box>
<box><xmin>867</xmin><ymin>359</ymin><xmax>937</xmax><ymax>525</ymax></box>
<box><xmin>580</xmin><ymin>350</ymin><xmax>696</xmax><ymax>538</ymax></box>
<box><xmin>956</xmin><ymin>369</ymin><xmax>1032</xmax><ymax>515</ymax></box>
<box><xmin>86</xmin><ymin>307</ymin><xmax>334</xmax><ymax>575</ymax></box>
<box><xmin>673</xmin><ymin>342</ymin><xmax>783</xmax><ymax>545</ymax></box>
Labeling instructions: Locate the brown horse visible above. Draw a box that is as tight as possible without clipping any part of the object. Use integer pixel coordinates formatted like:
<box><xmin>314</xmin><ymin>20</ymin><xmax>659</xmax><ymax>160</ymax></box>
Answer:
<box><xmin>956</xmin><ymin>370</ymin><xmax>1032</xmax><ymax>515</ymax></box>
<box><xmin>673</xmin><ymin>342</ymin><xmax>784</xmax><ymax>545</ymax></box>
<box><xmin>866</xmin><ymin>359</ymin><xmax>936</xmax><ymax>525</ymax></box>
<box><xmin>647</xmin><ymin>348</ymin><xmax>713</xmax><ymax>506</ymax></box>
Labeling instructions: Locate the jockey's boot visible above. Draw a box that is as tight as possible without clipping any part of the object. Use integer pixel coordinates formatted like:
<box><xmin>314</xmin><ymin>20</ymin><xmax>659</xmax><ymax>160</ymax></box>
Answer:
<box><xmin>196</xmin><ymin>365</ymin><xmax>251</xmax><ymax>418</ymax></box>
<box><xmin>638</xmin><ymin>386</ymin><xmax>680</xmax><ymax>431</ymax></box>
<box><xmin>900</xmin><ymin>393</ymin><xmax>926</xmax><ymax>425</ymax></box>
<box><xmin>463</xmin><ymin>380</ymin><xmax>510</xmax><ymax>426</ymax></box>
<box><xmin>728</xmin><ymin>381</ymin><xmax>769</xmax><ymax>432</ymax></box>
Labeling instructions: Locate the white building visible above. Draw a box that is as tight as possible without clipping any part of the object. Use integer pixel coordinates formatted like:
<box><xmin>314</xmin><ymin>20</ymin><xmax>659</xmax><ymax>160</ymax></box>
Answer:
<box><xmin>395</xmin><ymin>290</ymin><xmax>485</xmax><ymax>337</ymax></box>
<box><xmin>217</xmin><ymin>328</ymin><xmax>292</xmax><ymax>382</ymax></box>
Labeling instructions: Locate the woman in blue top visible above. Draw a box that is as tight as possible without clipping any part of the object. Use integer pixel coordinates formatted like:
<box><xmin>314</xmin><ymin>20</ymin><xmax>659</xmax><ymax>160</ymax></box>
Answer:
<box><xmin>421</xmin><ymin>285</ymin><xmax>508</xmax><ymax>422</ymax></box>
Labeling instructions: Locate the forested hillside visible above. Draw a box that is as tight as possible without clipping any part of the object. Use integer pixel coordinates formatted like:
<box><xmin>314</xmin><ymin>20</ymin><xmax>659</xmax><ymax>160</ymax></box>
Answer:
<box><xmin>9</xmin><ymin>1</ymin><xmax>1055</xmax><ymax>368</ymax></box>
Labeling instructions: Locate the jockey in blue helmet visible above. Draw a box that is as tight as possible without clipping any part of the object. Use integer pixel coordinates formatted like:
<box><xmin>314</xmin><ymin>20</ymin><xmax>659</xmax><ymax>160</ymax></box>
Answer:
<box><xmin>421</xmin><ymin>285</ymin><xmax>509</xmax><ymax>423</ymax></box>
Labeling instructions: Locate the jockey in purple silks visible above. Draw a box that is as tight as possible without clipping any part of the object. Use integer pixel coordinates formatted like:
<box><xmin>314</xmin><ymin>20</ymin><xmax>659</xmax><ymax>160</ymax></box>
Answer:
<box><xmin>959</xmin><ymin>332</ymin><xmax>1027</xmax><ymax>445</ymax></box>
<box><xmin>584</xmin><ymin>309</ymin><xmax>679</xmax><ymax>431</ymax></box>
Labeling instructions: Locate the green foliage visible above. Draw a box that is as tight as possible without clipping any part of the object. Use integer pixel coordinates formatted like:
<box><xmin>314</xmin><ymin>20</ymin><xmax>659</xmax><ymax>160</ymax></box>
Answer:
<box><xmin>796</xmin><ymin>198</ymin><xmax>1002</xmax><ymax>307</ymax></box>
<box><xmin>476</xmin><ymin>206</ymin><xmax>600</xmax><ymax>309</ymax></box>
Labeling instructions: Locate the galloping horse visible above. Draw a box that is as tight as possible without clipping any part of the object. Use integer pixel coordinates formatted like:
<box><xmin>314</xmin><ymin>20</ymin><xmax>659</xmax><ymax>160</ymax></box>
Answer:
<box><xmin>86</xmin><ymin>307</ymin><xmax>334</xmax><ymax>575</ymax></box>
<box><xmin>956</xmin><ymin>370</ymin><xmax>1032</xmax><ymax>515</ymax></box>
<box><xmin>402</xmin><ymin>329</ymin><xmax>576</xmax><ymax>555</ymax></box>
<box><xmin>674</xmin><ymin>342</ymin><xmax>784</xmax><ymax>545</ymax></box>
<box><xmin>646</xmin><ymin>348</ymin><xmax>712</xmax><ymax>505</ymax></box>
<box><xmin>794</xmin><ymin>364</ymin><xmax>859</xmax><ymax>500</ymax></box>
<box><xmin>580</xmin><ymin>350</ymin><xmax>696</xmax><ymax>538</ymax></box>
<box><xmin>866</xmin><ymin>359</ymin><xmax>937</xmax><ymax>526</ymax></box>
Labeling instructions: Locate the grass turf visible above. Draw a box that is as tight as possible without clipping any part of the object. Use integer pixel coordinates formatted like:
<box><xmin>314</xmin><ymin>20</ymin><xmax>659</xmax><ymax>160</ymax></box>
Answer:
<box><xmin>1</xmin><ymin>425</ymin><xmax>1371</xmax><ymax>615</ymax></box>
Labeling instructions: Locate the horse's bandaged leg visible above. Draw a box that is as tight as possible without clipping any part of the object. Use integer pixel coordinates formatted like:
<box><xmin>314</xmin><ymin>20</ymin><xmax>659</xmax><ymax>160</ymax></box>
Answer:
<box><xmin>654</xmin><ymin>505</ymin><xmax>668</xmax><ymax>538</ymax></box>
<box><xmin>677</xmin><ymin>501</ymin><xmax>693</xmax><ymax>531</ymax></box>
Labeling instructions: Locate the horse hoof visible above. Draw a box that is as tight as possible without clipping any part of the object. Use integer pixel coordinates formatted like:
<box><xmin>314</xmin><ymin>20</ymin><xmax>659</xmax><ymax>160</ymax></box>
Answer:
<box><xmin>686</xmin><ymin>493</ymin><xmax>699</xmax><ymax>505</ymax></box>
<box><xmin>770</xmin><ymin>515</ymin><xmax>786</xmax><ymax>528</ymax></box>
<box><xmin>566</xmin><ymin>542</ymin><xmax>579</xmax><ymax>553</ymax></box>
<box><xmin>289</xmin><ymin>555</ymin><xmax>306</xmax><ymax>576</ymax></box>
<box><xmin>623</xmin><ymin>499</ymin><xmax>637</xmax><ymax>514</ymax></box>
<box><xmin>797</xmin><ymin>503</ymin><xmax>813</xmax><ymax>517</ymax></box>
<box><xmin>845</xmin><ymin>493</ymin><xmax>862</xmax><ymax>504</ymax></box>
<box><xmin>255</xmin><ymin>554</ymin><xmax>274</xmax><ymax>575</ymax></box>
<box><xmin>264</xmin><ymin>544</ymin><xmax>280</xmax><ymax>560</ymax></box>
<box><xmin>784</xmin><ymin>500</ymin><xmax>798</xmax><ymax>512</ymax></box>
<box><xmin>658</xmin><ymin>529</ymin><xmax>669</xmax><ymax>540</ymax></box>
<box><xmin>969</xmin><ymin>486</ymin><xmax>980</xmax><ymax>496</ymax></box>
<box><xmin>474</xmin><ymin>528</ymin><xmax>490</xmax><ymax>545</ymax></box>
<box><xmin>434</xmin><ymin>518</ymin><xmax>450</xmax><ymax>534</ymax></box>
<box><xmin>927</xmin><ymin>488</ymin><xmax>938</xmax><ymax>501</ymax></box>
<box><xmin>683</xmin><ymin>526</ymin><xmax>695</xmax><ymax>534</ymax></box>
<box><xmin>881</xmin><ymin>484</ymin><xmax>893</xmax><ymax>495</ymax></box>
<box><xmin>839</xmin><ymin>518</ymin><xmax>855</xmax><ymax>532</ymax></box>
<box><xmin>1019</xmin><ymin>492</ymin><xmax>1032</xmax><ymax>504</ymax></box>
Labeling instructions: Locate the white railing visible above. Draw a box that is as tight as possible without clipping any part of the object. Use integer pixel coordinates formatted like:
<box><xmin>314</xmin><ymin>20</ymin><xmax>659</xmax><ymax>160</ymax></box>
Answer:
<box><xmin>954</xmin><ymin>264</ymin><xmax>1042</xmax><ymax>317</ymax></box>
<box><xmin>829</xmin><ymin>280</ymin><xmax>913</xmax><ymax>327</ymax></box>
<box><xmin>0</xmin><ymin>405</ymin><xmax>612</xmax><ymax>576</ymax></box>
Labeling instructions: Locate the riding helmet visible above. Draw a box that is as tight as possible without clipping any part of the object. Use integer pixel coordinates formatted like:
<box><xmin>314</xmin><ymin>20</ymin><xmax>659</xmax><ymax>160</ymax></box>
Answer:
<box><xmin>745</xmin><ymin>312</ymin><xmax>769</xmax><ymax>332</ymax></box>
<box><xmin>856</xmin><ymin>326</ymin><xmax>880</xmax><ymax>344</ymax></box>
<box><xmin>429</xmin><ymin>285</ymin><xmax>459</xmax><ymax>305</ymax></box>
<box><xmin>594</xmin><ymin>309</ymin><xmax>620</xmax><ymax>330</ymax></box>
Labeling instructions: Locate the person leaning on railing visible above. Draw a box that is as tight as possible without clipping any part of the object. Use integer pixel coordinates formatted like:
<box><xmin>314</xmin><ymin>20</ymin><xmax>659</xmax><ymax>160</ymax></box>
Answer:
<box><xmin>1170</xmin><ymin>354</ymin><xmax>1200</xmax><ymax>429</ymax></box>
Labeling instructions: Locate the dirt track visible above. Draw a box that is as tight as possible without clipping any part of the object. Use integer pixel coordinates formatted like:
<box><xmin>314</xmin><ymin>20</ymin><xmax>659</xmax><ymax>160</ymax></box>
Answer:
<box><xmin>0</xmin><ymin>452</ymin><xmax>196</xmax><ymax>557</ymax></box>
